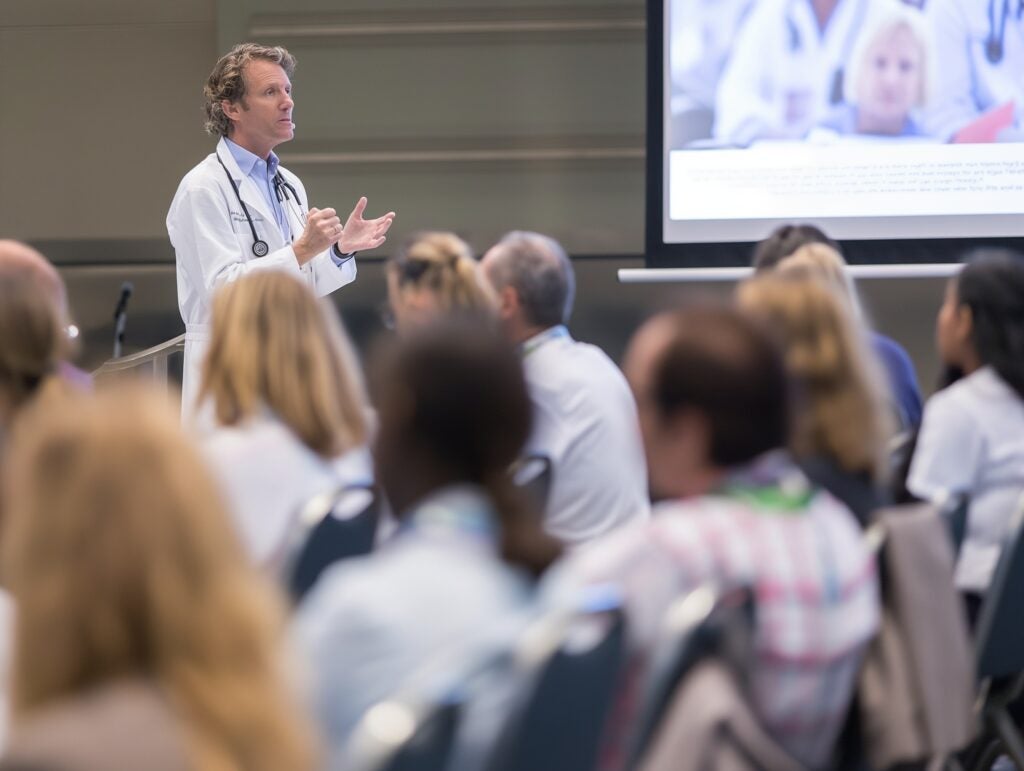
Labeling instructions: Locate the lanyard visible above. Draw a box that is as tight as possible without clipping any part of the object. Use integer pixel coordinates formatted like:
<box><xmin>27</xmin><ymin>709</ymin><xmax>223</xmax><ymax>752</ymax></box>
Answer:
<box><xmin>520</xmin><ymin>325</ymin><xmax>570</xmax><ymax>359</ymax></box>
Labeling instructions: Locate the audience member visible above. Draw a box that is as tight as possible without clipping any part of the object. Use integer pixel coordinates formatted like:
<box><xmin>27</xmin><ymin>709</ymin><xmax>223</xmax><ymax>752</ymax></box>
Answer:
<box><xmin>558</xmin><ymin>305</ymin><xmax>878</xmax><ymax>770</ymax></box>
<box><xmin>737</xmin><ymin>271</ymin><xmax>893</xmax><ymax>524</ymax></box>
<box><xmin>0</xmin><ymin>386</ymin><xmax>314</xmax><ymax>771</ymax></box>
<box><xmin>908</xmin><ymin>250</ymin><xmax>1024</xmax><ymax>607</ymax></box>
<box><xmin>752</xmin><ymin>224</ymin><xmax>923</xmax><ymax>428</ymax></box>
<box><xmin>198</xmin><ymin>271</ymin><xmax>372</xmax><ymax>568</ymax></box>
<box><xmin>293</xmin><ymin>317</ymin><xmax>561</xmax><ymax>767</ymax></box>
<box><xmin>0</xmin><ymin>240</ymin><xmax>89</xmax><ymax>390</ymax></box>
<box><xmin>481</xmin><ymin>231</ymin><xmax>649</xmax><ymax>544</ymax></box>
<box><xmin>385</xmin><ymin>231</ymin><xmax>496</xmax><ymax>332</ymax></box>
<box><xmin>0</xmin><ymin>265</ymin><xmax>69</xmax><ymax>442</ymax></box>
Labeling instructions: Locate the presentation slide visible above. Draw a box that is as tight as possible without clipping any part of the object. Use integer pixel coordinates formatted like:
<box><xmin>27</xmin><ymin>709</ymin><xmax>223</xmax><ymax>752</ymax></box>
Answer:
<box><xmin>660</xmin><ymin>0</ymin><xmax>1024</xmax><ymax>245</ymax></box>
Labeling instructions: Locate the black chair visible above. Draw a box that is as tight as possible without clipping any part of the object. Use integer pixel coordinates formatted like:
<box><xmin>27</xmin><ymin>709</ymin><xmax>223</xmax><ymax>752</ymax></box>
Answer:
<box><xmin>485</xmin><ymin>588</ymin><xmax>626</xmax><ymax>771</ymax></box>
<box><xmin>626</xmin><ymin>584</ymin><xmax>755</xmax><ymax>768</ymax></box>
<box><xmin>509</xmin><ymin>454</ymin><xmax>553</xmax><ymax>513</ymax></box>
<box><xmin>282</xmin><ymin>483</ymin><xmax>380</xmax><ymax>602</ymax></box>
<box><xmin>968</xmin><ymin>494</ymin><xmax>1024</xmax><ymax>771</ymax></box>
<box><xmin>344</xmin><ymin>690</ymin><xmax>462</xmax><ymax>771</ymax></box>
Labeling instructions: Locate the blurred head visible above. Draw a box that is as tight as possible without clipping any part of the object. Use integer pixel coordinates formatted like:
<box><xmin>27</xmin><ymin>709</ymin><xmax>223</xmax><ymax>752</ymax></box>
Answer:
<box><xmin>625</xmin><ymin>305</ymin><xmax>790</xmax><ymax>500</ymax></box>
<box><xmin>372</xmin><ymin>316</ymin><xmax>560</xmax><ymax>574</ymax></box>
<box><xmin>386</xmin><ymin>232</ymin><xmax>496</xmax><ymax>334</ymax></box>
<box><xmin>0</xmin><ymin>240</ymin><xmax>67</xmax><ymax>315</ymax></box>
<box><xmin>752</xmin><ymin>224</ymin><xmax>839</xmax><ymax>272</ymax></box>
<box><xmin>737</xmin><ymin>273</ymin><xmax>892</xmax><ymax>480</ymax></box>
<box><xmin>199</xmin><ymin>270</ymin><xmax>368</xmax><ymax>458</ymax></box>
<box><xmin>481</xmin><ymin>231</ymin><xmax>576</xmax><ymax>343</ymax></box>
<box><xmin>938</xmin><ymin>249</ymin><xmax>1024</xmax><ymax>400</ymax></box>
<box><xmin>0</xmin><ymin>260</ymin><xmax>66</xmax><ymax>427</ymax></box>
<box><xmin>847</xmin><ymin>6</ymin><xmax>931</xmax><ymax>133</ymax></box>
<box><xmin>1</xmin><ymin>386</ymin><xmax>313</xmax><ymax>770</ymax></box>
<box><xmin>778</xmin><ymin>242</ymin><xmax>864</xmax><ymax>321</ymax></box>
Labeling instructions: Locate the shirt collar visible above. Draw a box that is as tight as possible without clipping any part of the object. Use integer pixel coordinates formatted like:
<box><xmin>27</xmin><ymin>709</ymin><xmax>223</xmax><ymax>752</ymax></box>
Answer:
<box><xmin>224</xmin><ymin>137</ymin><xmax>280</xmax><ymax>179</ymax></box>
<box><xmin>403</xmin><ymin>484</ymin><xmax>500</xmax><ymax>549</ymax></box>
<box><xmin>520</xmin><ymin>325</ymin><xmax>571</xmax><ymax>358</ymax></box>
<box><xmin>716</xmin><ymin>450</ymin><xmax>813</xmax><ymax>511</ymax></box>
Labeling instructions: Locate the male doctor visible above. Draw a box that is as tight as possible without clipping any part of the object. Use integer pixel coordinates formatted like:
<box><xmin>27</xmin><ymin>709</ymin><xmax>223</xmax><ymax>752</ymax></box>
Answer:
<box><xmin>924</xmin><ymin>0</ymin><xmax>1024</xmax><ymax>141</ymax></box>
<box><xmin>167</xmin><ymin>43</ymin><xmax>395</xmax><ymax>416</ymax></box>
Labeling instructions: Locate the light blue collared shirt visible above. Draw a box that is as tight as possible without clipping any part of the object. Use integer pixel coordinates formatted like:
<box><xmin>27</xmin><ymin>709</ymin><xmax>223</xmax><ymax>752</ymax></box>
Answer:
<box><xmin>224</xmin><ymin>138</ymin><xmax>291</xmax><ymax>240</ymax></box>
<box><xmin>224</xmin><ymin>138</ymin><xmax>352</xmax><ymax>266</ymax></box>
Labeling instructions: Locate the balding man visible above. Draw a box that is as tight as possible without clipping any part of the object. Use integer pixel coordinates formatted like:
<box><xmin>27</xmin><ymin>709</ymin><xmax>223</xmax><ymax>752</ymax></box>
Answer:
<box><xmin>0</xmin><ymin>240</ymin><xmax>89</xmax><ymax>390</ymax></box>
<box><xmin>481</xmin><ymin>231</ymin><xmax>649</xmax><ymax>544</ymax></box>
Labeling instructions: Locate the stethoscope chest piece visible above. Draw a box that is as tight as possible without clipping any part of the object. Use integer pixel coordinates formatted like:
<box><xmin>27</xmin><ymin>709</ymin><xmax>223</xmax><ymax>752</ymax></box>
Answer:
<box><xmin>252</xmin><ymin>239</ymin><xmax>270</xmax><ymax>257</ymax></box>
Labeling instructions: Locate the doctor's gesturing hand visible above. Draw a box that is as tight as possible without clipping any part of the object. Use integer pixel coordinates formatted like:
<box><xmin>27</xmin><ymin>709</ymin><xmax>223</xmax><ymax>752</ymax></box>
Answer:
<box><xmin>293</xmin><ymin>197</ymin><xmax>396</xmax><ymax>265</ymax></box>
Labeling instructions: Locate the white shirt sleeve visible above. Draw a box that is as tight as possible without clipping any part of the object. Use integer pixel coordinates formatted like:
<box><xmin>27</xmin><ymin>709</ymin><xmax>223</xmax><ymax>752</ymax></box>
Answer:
<box><xmin>907</xmin><ymin>388</ymin><xmax>985</xmax><ymax>502</ymax></box>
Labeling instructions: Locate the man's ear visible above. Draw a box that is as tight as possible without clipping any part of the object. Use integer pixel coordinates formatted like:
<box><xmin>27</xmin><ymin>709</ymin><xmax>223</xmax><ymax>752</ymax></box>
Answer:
<box><xmin>221</xmin><ymin>99</ymin><xmax>241</xmax><ymax>124</ymax></box>
<box><xmin>498</xmin><ymin>285</ymin><xmax>520</xmax><ymax>320</ymax></box>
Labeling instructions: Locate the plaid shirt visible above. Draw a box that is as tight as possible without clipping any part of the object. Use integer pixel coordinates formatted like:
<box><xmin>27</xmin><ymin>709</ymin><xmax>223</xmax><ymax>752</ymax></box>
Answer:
<box><xmin>563</xmin><ymin>451</ymin><xmax>879</xmax><ymax>770</ymax></box>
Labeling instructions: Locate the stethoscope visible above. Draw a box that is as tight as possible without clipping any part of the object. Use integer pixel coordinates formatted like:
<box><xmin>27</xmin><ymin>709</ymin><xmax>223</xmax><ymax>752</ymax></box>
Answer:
<box><xmin>784</xmin><ymin>0</ymin><xmax>869</xmax><ymax>105</ymax></box>
<box><xmin>216</xmin><ymin>151</ymin><xmax>303</xmax><ymax>258</ymax></box>
<box><xmin>987</xmin><ymin>0</ymin><xmax>1023</xmax><ymax>63</ymax></box>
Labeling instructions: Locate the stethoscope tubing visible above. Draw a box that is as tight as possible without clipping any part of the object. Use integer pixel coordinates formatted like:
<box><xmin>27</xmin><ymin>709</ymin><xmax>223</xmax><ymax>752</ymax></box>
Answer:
<box><xmin>216</xmin><ymin>150</ymin><xmax>304</xmax><ymax>258</ymax></box>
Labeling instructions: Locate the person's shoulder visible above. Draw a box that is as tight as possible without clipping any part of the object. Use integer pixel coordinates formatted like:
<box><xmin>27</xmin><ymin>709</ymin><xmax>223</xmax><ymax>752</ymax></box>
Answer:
<box><xmin>870</xmin><ymin>331</ymin><xmax>911</xmax><ymax>366</ymax></box>
<box><xmin>536</xmin><ymin>337</ymin><xmax>625</xmax><ymax>385</ymax></box>
<box><xmin>172</xmin><ymin>150</ymin><xmax>226</xmax><ymax>195</ymax></box>
<box><xmin>926</xmin><ymin>369</ymin><xmax>993</xmax><ymax>418</ymax></box>
<box><xmin>1</xmin><ymin>681</ymin><xmax>189</xmax><ymax>771</ymax></box>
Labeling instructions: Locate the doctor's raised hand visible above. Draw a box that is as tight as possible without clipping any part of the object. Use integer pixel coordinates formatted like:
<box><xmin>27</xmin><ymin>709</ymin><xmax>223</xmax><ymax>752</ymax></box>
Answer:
<box><xmin>337</xmin><ymin>196</ymin><xmax>396</xmax><ymax>254</ymax></box>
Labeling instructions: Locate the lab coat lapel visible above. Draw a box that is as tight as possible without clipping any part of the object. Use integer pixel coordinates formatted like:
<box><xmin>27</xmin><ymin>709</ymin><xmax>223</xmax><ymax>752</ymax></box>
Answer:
<box><xmin>215</xmin><ymin>138</ymin><xmax>286</xmax><ymax>249</ymax></box>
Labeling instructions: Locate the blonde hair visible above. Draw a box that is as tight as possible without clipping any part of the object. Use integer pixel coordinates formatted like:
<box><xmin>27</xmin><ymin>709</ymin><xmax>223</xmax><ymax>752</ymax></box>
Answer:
<box><xmin>0</xmin><ymin>265</ymin><xmax>68</xmax><ymax>425</ymax></box>
<box><xmin>845</xmin><ymin>3</ymin><xmax>933</xmax><ymax>108</ymax></box>
<box><xmin>778</xmin><ymin>242</ymin><xmax>865</xmax><ymax>321</ymax></box>
<box><xmin>388</xmin><ymin>232</ymin><xmax>497</xmax><ymax>317</ymax></box>
<box><xmin>199</xmin><ymin>271</ymin><xmax>368</xmax><ymax>458</ymax></box>
<box><xmin>737</xmin><ymin>273</ymin><xmax>892</xmax><ymax>480</ymax></box>
<box><xmin>1</xmin><ymin>386</ymin><xmax>315</xmax><ymax>770</ymax></box>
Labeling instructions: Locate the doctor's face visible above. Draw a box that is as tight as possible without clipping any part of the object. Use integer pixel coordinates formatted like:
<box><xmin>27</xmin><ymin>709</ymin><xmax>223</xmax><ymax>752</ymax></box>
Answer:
<box><xmin>855</xmin><ymin>25</ymin><xmax>924</xmax><ymax>129</ymax></box>
<box><xmin>224</xmin><ymin>59</ymin><xmax>295</xmax><ymax>158</ymax></box>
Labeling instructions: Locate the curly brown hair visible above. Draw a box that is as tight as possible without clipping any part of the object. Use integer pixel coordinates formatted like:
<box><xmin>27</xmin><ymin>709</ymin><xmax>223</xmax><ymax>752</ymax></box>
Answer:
<box><xmin>204</xmin><ymin>43</ymin><xmax>296</xmax><ymax>137</ymax></box>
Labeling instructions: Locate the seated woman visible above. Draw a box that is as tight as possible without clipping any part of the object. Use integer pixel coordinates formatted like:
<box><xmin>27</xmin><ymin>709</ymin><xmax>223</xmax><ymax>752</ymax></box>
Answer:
<box><xmin>737</xmin><ymin>271</ymin><xmax>893</xmax><ymax>525</ymax></box>
<box><xmin>198</xmin><ymin>271</ymin><xmax>372</xmax><ymax>568</ymax></box>
<box><xmin>752</xmin><ymin>224</ymin><xmax>923</xmax><ymax>428</ymax></box>
<box><xmin>293</xmin><ymin>317</ymin><xmax>561</xmax><ymax>767</ymax></box>
<box><xmin>385</xmin><ymin>231</ymin><xmax>496</xmax><ymax>332</ymax></box>
<box><xmin>908</xmin><ymin>251</ymin><xmax>1024</xmax><ymax>609</ymax></box>
<box><xmin>0</xmin><ymin>386</ymin><xmax>313</xmax><ymax>770</ymax></box>
<box><xmin>818</xmin><ymin>4</ymin><xmax>932</xmax><ymax>137</ymax></box>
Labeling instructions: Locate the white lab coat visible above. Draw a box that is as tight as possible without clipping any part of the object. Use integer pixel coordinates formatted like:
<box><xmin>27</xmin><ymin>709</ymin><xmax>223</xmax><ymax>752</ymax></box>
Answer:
<box><xmin>924</xmin><ymin>0</ymin><xmax>1024</xmax><ymax>140</ymax></box>
<box><xmin>166</xmin><ymin>137</ymin><xmax>357</xmax><ymax>416</ymax></box>
<box><xmin>713</xmin><ymin>0</ymin><xmax>878</xmax><ymax>144</ymax></box>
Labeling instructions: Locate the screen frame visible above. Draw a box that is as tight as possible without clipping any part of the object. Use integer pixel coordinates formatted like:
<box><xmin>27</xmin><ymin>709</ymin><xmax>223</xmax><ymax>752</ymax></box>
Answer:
<box><xmin>644</xmin><ymin>0</ymin><xmax>1024</xmax><ymax>269</ymax></box>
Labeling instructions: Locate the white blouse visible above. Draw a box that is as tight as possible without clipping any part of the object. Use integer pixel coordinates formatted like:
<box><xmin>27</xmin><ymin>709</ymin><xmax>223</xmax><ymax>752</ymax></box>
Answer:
<box><xmin>201</xmin><ymin>413</ymin><xmax>373</xmax><ymax>567</ymax></box>
<box><xmin>909</xmin><ymin>367</ymin><xmax>1024</xmax><ymax>592</ymax></box>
